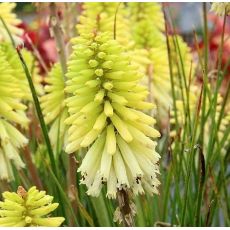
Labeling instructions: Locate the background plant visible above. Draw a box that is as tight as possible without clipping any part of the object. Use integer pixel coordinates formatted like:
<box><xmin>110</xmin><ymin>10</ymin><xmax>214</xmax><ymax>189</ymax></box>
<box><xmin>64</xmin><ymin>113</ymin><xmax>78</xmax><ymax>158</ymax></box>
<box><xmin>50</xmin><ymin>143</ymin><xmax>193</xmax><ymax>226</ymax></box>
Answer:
<box><xmin>0</xmin><ymin>2</ymin><xmax>229</xmax><ymax>227</ymax></box>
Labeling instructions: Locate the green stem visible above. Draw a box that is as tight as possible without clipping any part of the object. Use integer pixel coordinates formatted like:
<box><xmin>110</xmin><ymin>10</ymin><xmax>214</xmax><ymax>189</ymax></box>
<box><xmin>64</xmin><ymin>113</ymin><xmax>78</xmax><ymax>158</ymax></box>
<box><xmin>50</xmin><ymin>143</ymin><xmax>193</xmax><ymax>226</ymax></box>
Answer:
<box><xmin>181</xmin><ymin>84</ymin><xmax>203</xmax><ymax>225</ymax></box>
<box><xmin>16</xmin><ymin>50</ymin><xmax>58</xmax><ymax>176</ymax></box>
<box><xmin>113</xmin><ymin>3</ymin><xmax>121</xmax><ymax>40</ymax></box>
<box><xmin>164</xmin><ymin>9</ymin><xmax>179</xmax><ymax>132</ymax></box>
<box><xmin>47</xmin><ymin>163</ymin><xmax>79</xmax><ymax>226</ymax></box>
<box><xmin>90</xmin><ymin>195</ymin><xmax>111</xmax><ymax>226</ymax></box>
<box><xmin>200</xmin><ymin>3</ymin><xmax>209</xmax><ymax>148</ymax></box>
<box><xmin>206</xmin><ymin>9</ymin><xmax>227</xmax><ymax>173</ymax></box>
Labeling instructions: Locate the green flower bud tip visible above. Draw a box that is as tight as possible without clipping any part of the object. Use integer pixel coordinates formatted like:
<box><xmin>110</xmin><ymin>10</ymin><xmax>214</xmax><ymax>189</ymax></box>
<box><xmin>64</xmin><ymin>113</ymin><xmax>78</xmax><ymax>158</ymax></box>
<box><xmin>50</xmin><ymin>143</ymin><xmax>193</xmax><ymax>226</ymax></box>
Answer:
<box><xmin>103</xmin><ymin>82</ymin><xmax>113</xmax><ymax>90</ymax></box>
<box><xmin>95</xmin><ymin>69</ymin><xmax>104</xmax><ymax>77</ymax></box>
<box><xmin>98</xmin><ymin>52</ymin><xmax>106</xmax><ymax>59</ymax></box>
<box><xmin>89</xmin><ymin>59</ymin><xmax>99</xmax><ymax>67</ymax></box>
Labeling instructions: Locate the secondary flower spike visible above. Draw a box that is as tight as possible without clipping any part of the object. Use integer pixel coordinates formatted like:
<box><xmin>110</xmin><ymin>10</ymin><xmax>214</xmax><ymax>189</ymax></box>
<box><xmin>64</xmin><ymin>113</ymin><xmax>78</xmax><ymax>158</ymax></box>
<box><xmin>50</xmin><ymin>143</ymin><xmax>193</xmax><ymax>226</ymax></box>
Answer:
<box><xmin>0</xmin><ymin>3</ymin><xmax>23</xmax><ymax>44</ymax></box>
<box><xmin>65</xmin><ymin>32</ymin><xmax>161</xmax><ymax>198</ymax></box>
<box><xmin>1</xmin><ymin>42</ymin><xmax>43</xmax><ymax>100</ymax></box>
<box><xmin>0</xmin><ymin>186</ymin><xmax>65</xmax><ymax>227</ymax></box>
<box><xmin>210</xmin><ymin>3</ymin><xmax>230</xmax><ymax>16</ymax></box>
<box><xmin>40</xmin><ymin>63</ymin><xmax>68</xmax><ymax>153</ymax></box>
<box><xmin>128</xmin><ymin>3</ymin><xmax>172</xmax><ymax>112</ymax></box>
<box><xmin>77</xmin><ymin>3</ymin><xmax>132</xmax><ymax>47</ymax></box>
<box><xmin>0</xmin><ymin>44</ymin><xmax>29</xmax><ymax>181</ymax></box>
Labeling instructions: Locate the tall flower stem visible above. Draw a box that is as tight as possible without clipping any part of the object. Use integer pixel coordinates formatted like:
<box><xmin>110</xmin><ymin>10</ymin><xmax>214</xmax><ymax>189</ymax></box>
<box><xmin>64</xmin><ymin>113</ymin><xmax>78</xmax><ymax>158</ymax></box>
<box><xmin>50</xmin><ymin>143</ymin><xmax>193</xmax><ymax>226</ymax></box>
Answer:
<box><xmin>181</xmin><ymin>84</ymin><xmax>203</xmax><ymax>226</ymax></box>
<box><xmin>16</xmin><ymin>49</ymin><xmax>58</xmax><ymax>176</ymax></box>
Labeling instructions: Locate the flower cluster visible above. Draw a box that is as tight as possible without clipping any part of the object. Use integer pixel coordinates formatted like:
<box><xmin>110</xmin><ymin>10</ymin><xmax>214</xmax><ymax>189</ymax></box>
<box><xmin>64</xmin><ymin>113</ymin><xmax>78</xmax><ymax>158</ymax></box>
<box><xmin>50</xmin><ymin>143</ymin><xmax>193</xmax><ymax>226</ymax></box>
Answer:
<box><xmin>0</xmin><ymin>3</ymin><xmax>23</xmax><ymax>44</ymax></box>
<box><xmin>65</xmin><ymin>32</ymin><xmax>161</xmax><ymax>198</ymax></box>
<box><xmin>0</xmin><ymin>5</ymin><xmax>44</xmax><ymax>180</ymax></box>
<box><xmin>77</xmin><ymin>3</ymin><xmax>132</xmax><ymax>47</ymax></box>
<box><xmin>128</xmin><ymin>2</ymin><xmax>165</xmax><ymax>48</ymax></box>
<box><xmin>0</xmin><ymin>186</ymin><xmax>65</xmax><ymax>227</ymax></box>
<box><xmin>0</xmin><ymin>41</ymin><xmax>44</xmax><ymax>181</ymax></box>
<box><xmin>211</xmin><ymin>3</ymin><xmax>230</xmax><ymax>16</ymax></box>
<box><xmin>128</xmin><ymin>3</ymin><xmax>165</xmax><ymax>33</ymax></box>
<box><xmin>40</xmin><ymin>64</ymin><xmax>68</xmax><ymax>153</ymax></box>
<box><xmin>0</xmin><ymin>44</ymin><xmax>29</xmax><ymax>181</ymax></box>
<box><xmin>1</xmin><ymin>42</ymin><xmax>43</xmax><ymax>100</ymax></box>
<box><xmin>127</xmin><ymin>3</ymin><xmax>171</xmax><ymax>112</ymax></box>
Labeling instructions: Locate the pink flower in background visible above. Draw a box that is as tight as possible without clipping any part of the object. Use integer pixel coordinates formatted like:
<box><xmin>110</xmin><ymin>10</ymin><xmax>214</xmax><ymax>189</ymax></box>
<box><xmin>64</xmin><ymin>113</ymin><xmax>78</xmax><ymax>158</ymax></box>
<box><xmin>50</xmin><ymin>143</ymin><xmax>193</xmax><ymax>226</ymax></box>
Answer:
<box><xmin>18</xmin><ymin>21</ymin><xmax>58</xmax><ymax>75</ymax></box>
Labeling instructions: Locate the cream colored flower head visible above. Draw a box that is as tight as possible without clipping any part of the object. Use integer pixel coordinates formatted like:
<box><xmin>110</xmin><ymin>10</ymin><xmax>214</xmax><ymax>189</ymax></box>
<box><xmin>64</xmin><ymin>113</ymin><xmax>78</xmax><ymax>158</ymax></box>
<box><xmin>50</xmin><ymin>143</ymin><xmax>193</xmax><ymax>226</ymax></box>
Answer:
<box><xmin>65</xmin><ymin>32</ymin><xmax>161</xmax><ymax>198</ymax></box>
<box><xmin>0</xmin><ymin>43</ymin><xmax>29</xmax><ymax>181</ymax></box>
<box><xmin>211</xmin><ymin>3</ymin><xmax>230</xmax><ymax>16</ymax></box>
<box><xmin>0</xmin><ymin>186</ymin><xmax>65</xmax><ymax>227</ymax></box>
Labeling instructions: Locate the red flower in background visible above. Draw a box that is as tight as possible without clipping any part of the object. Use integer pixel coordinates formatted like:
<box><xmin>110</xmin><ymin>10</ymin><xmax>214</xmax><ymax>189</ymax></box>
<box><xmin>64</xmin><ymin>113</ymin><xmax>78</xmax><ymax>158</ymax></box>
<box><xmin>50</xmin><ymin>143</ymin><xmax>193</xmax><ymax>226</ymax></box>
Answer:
<box><xmin>194</xmin><ymin>14</ymin><xmax>230</xmax><ymax>94</ymax></box>
<box><xmin>208</xmin><ymin>14</ymin><xmax>230</xmax><ymax>68</ymax></box>
<box><xmin>18</xmin><ymin>21</ymin><xmax>58</xmax><ymax>75</ymax></box>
